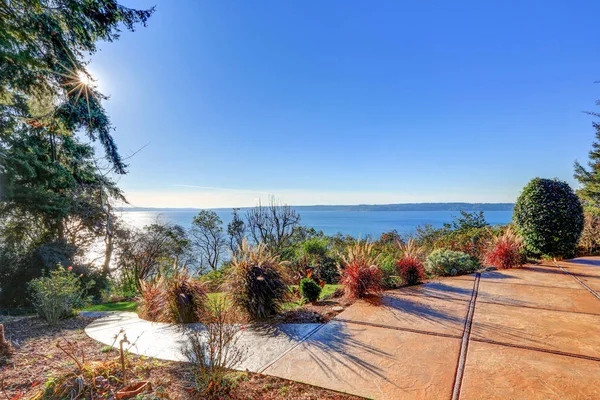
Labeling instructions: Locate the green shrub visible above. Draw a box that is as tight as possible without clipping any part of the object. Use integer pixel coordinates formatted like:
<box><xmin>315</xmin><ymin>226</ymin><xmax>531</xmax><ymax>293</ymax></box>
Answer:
<box><xmin>226</xmin><ymin>240</ymin><xmax>288</xmax><ymax>320</ymax></box>
<box><xmin>379</xmin><ymin>254</ymin><xmax>400</xmax><ymax>289</ymax></box>
<box><xmin>28</xmin><ymin>265</ymin><xmax>93</xmax><ymax>324</ymax></box>
<box><xmin>426</xmin><ymin>249</ymin><xmax>478</xmax><ymax>276</ymax></box>
<box><xmin>198</xmin><ymin>267</ymin><xmax>229</xmax><ymax>293</ymax></box>
<box><xmin>513</xmin><ymin>178</ymin><xmax>584</xmax><ymax>258</ymax></box>
<box><xmin>299</xmin><ymin>278</ymin><xmax>322</xmax><ymax>303</ymax></box>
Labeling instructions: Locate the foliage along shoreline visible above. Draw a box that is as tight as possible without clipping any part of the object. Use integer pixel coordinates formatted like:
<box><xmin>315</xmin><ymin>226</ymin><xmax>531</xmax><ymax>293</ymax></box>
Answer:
<box><xmin>118</xmin><ymin>202</ymin><xmax>515</xmax><ymax>212</ymax></box>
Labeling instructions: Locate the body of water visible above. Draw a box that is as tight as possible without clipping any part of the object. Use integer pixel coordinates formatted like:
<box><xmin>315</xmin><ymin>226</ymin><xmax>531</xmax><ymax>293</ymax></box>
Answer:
<box><xmin>120</xmin><ymin>209</ymin><xmax>514</xmax><ymax>238</ymax></box>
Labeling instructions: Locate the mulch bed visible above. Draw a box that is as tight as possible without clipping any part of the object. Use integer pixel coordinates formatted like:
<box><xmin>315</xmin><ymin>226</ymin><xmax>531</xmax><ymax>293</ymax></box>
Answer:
<box><xmin>0</xmin><ymin>315</ymin><xmax>364</xmax><ymax>400</ymax></box>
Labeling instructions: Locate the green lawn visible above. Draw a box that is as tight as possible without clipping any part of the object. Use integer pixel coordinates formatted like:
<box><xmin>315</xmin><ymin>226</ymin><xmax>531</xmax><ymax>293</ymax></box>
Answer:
<box><xmin>83</xmin><ymin>301</ymin><xmax>138</xmax><ymax>312</ymax></box>
<box><xmin>83</xmin><ymin>284</ymin><xmax>343</xmax><ymax>314</ymax></box>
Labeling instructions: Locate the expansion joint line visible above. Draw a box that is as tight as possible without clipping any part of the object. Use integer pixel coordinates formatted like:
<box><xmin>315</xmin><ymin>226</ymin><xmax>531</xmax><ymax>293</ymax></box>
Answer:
<box><xmin>257</xmin><ymin>323</ymin><xmax>325</xmax><ymax>374</ymax></box>
<box><xmin>451</xmin><ymin>272</ymin><xmax>481</xmax><ymax>400</ymax></box>
<box><xmin>553</xmin><ymin>260</ymin><xmax>600</xmax><ymax>301</ymax></box>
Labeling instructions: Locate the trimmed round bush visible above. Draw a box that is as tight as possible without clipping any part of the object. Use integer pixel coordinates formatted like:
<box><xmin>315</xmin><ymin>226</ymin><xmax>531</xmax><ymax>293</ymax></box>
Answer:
<box><xmin>300</xmin><ymin>278</ymin><xmax>322</xmax><ymax>303</ymax></box>
<box><xmin>426</xmin><ymin>249</ymin><xmax>478</xmax><ymax>276</ymax></box>
<box><xmin>513</xmin><ymin>178</ymin><xmax>584</xmax><ymax>258</ymax></box>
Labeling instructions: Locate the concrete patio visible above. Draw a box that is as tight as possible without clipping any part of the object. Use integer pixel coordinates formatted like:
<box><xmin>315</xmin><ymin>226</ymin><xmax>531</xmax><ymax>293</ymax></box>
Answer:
<box><xmin>263</xmin><ymin>257</ymin><xmax>600</xmax><ymax>400</ymax></box>
<box><xmin>86</xmin><ymin>257</ymin><xmax>600</xmax><ymax>399</ymax></box>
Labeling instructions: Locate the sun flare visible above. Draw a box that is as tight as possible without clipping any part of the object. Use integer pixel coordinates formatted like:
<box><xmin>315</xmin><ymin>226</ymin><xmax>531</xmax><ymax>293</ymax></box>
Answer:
<box><xmin>77</xmin><ymin>70</ymin><xmax>93</xmax><ymax>86</ymax></box>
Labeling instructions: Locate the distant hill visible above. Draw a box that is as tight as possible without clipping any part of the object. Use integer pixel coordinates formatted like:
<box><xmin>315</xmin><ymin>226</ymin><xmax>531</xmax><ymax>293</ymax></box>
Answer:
<box><xmin>293</xmin><ymin>203</ymin><xmax>514</xmax><ymax>212</ymax></box>
<box><xmin>121</xmin><ymin>203</ymin><xmax>514</xmax><ymax>212</ymax></box>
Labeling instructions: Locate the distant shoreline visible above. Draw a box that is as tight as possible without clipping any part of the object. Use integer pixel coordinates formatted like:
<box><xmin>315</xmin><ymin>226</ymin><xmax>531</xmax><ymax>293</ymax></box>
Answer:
<box><xmin>118</xmin><ymin>202</ymin><xmax>514</xmax><ymax>213</ymax></box>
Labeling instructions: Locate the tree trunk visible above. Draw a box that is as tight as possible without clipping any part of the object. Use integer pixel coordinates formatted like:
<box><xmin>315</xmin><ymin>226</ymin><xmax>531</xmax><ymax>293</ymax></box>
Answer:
<box><xmin>102</xmin><ymin>194</ymin><xmax>113</xmax><ymax>277</ymax></box>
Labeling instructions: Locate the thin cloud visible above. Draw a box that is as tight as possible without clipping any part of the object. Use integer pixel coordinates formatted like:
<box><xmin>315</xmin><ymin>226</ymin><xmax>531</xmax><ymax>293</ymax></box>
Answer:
<box><xmin>173</xmin><ymin>184</ymin><xmax>270</xmax><ymax>194</ymax></box>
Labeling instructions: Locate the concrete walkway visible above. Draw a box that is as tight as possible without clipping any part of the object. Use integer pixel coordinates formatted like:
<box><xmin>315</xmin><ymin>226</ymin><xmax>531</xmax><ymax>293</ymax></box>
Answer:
<box><xmin>86</xmin><ymin>257</ymin><xmax>600</xmax><ymax>399</ymax></box>
<box><xmin>263</xmin><ymin>258</ymin><xmax>600</xmax><ymax>400</ymax></box>
<box><xmin>85</xmin><ymin>313</ymin><xmax>321</xmax><ymax>372</ymax></box>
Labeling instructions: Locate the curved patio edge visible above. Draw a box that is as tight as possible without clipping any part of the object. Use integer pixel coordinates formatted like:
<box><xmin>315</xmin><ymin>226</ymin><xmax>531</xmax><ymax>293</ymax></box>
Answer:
<box><xmin>84</xmin><ymin>311</ymin><xmax>323</xmax><ymax>372</ymax></box>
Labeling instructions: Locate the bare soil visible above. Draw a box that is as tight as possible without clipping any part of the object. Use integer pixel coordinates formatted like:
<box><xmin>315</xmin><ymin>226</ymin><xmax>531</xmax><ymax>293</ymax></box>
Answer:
<box><xmin>0</xmin><ymin>315</ymin><xmax>364</xmax><ymax>400</ymax></box>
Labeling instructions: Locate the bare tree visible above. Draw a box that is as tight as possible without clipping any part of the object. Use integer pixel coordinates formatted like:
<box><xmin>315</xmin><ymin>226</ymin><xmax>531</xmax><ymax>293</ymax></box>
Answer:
<box><xmin>115</xmin><ymin>220</ymin><xmax>195</xmax><ymax>290</ymax></box>
<box><xmin>190</xmin><ymin>210</ymin><xmax>227</xmax><ymax>272</ymax></box>
<box><xmin>245</xmin><ymin>196</ymin><xmax>300</xmax><ymax>252</ymax></box>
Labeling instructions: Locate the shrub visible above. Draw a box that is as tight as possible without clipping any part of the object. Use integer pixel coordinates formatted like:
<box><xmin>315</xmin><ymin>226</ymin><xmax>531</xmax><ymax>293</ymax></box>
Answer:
<box><xmin>426</xmin><ymin>249</ymin><xmax>478</xmax><ymax>276</ymax></box>
<box><xmin>513</xmin><ymin>178</ymin><xmax>584</xmax><ymax>258</ymax></box>
<box><xmin>578</xmin><ymin>212</ymin><xmax>600</xmax><ymax>255</ymax></box>
<box><xmin>433</xmin><ymin>227</ymin><xmax>495</xmax><ymax>262</ymax></box>
<box><xmin>298</xmin><ymin>237</ymin><xmax>340</xmax><ymax>284</ymax></box>
<box><xmin>28</xmin><ymin>265</ymin><xmax>93</xmax><ymax>325</ymax></box>
<box><xmin>338</xmin><ymin>241</ymin><xmax>383</xmax><ymax>299</ymax></box>
<box><xmin>299</xmin><ymin>278</ymin><xmax>322</xmax><ymax>303</ymax></box>
<box><xmin>198</xmin><ymin>267</ymin><xmax>229</xmax><ymax>293</ymax></box>
<box><xmin>379</xmin><ymin>254</ymin><xmax>400</xmax><ymax>289</ymax></box>
<box><xmin>396</xmin><ymin>256</ymin><xmax>426</xmax><ymax>285</ymax></box>
<box><xmin>138</xmin><ymin>271</ymin><xmax>208</xmax><ymax>323</ymax></box>
<box><xmin>484</xmin><ymin>228</ymin><xmax>524</xmax><ymax>269</ymax></box>
<box><xmin>226</xmin><ymin>240</ymin><xmax>288</xmax><ymax>320</ymax></box>
<box><xmin>0</xmin><ymin>241</ymin><xmax>77</xmax><ymax>310</ymax></box>
<box><xmin>183</xmin><ymin>297</ymin><xmax>246</xmax><ymax>399</ymax></box>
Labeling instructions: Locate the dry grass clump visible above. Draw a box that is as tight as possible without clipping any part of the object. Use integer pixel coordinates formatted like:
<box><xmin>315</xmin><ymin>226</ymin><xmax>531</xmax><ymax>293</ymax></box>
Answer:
<box><xmin>226</xmin><ymin>240</ymin><xmax>289</xmax><ymax>320</ymax></box>
<box><xmin>138</xmin><ymin>271</ymin><xmax>208</xmax><ymax>323</ymax></box>
<box><xmin>338</xmin><ymin>240</ymin><xmax>383</xmax><ymax>299</ymax></box>
<box><xmin>396</xmin><ymin>238</ymin><xmax>426</xmax><ymax>260</ymax></box>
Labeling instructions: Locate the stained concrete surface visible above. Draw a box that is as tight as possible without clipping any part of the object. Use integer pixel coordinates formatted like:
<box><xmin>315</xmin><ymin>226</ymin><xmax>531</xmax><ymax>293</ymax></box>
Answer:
<box><xmin>264</xmin><ymin>258</ymin><xmax>600</xmax><ymax>399</ymax></box>
<box><xmin>86</xmin><ymin>257</ymin><xmax>600</xmax><ymax>399</ymax></box>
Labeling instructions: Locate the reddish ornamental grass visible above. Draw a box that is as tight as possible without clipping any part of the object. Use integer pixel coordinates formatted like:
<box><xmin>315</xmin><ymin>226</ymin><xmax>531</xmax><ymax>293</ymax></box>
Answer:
<box><xmin>484</xmin><ymin>228</ymin><xmax>524</xmax><ymax>270</ymax></box>
<box><xmin>339</xmin><ymin>241</ymin><xmax>383</xmax><ymax>299</ymax></box>
<box><xmin>340</xmin><ymin>260</ymin><xmax>383</xmax><ymax>299</ymax></box>
<box><xmin>396</xmin><ymin>256</ymin><xmax>426</xmax><ymax>286</ymax></box>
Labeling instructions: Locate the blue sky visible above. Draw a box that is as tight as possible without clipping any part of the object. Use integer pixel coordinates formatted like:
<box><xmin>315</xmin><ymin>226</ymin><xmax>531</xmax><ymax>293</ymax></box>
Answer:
<box><xmin>89</xmin><ymin>0</ymin><xmax>600</xmax><ymax>208</ymax></box>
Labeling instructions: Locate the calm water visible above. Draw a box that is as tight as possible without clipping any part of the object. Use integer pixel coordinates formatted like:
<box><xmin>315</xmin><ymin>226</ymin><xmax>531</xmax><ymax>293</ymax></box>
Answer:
<box><xmin>120</xmin><ymin>209</ymin><xmax>513</xmax><ymax>238</ymax></box>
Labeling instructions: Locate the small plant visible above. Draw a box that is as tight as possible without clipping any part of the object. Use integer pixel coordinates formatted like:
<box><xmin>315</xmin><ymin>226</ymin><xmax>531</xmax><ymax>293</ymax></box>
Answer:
<box><xmin>183</xmin><ymin>297</ymin><xmax>247</xmax><ymax>399</ymax></box>
<box><xmin>426</xmin><ymin>249</ymin><xmax>478</xmax><ymax>276</ymax></box>
<box><xmin>484</xmin><ymin>228</ymin><xmax>524</xmax><ymax>269</ymax></box>
<box><xmin>38</xmin><ymin>332</ymin><xmax>151</xmax><ymax>399</ymax></box>
<box><xmin>396</xmin><ymin>256</ymin><xmax>426</xmax><ymax>285</ymax></box>
<box><xmin>138</xmin><ymin>271</ymin><xmax>208</xmax><ymax>323</ymax></box>
<box><xmin>299</xmin><ymin>278</ymin><xmax>322</xmax><ymax>303</ymax></box>
<box><xmin>226</xmin><ymin>240</ymin><xmax>288</xmax><ymax>320</ymax></box>
<box><xmin>338</xmin><ymin>241</ymin><xmax>383</xmax><ymax>299</ymax></box>
<box><xmin>28</xmin><ymin>265</ymin><xmax>93</xmax><ymax>325</ymax></box>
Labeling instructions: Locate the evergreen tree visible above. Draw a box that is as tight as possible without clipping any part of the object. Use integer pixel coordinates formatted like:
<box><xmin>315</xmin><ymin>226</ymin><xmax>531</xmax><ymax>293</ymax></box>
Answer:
<box><xmin>0</xmin><ymin>0</ymin><xmax>154</xmax><ymax>172</ymax></box>
<box><xmin>574</xmin><ymin>112</ymin><xmax>600</xmax><ymax>214</ymax></box>
<box><xmin>0</xmin><ymin>0</ymin><xmax>153</xmax><ymax>308</ymax></box>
